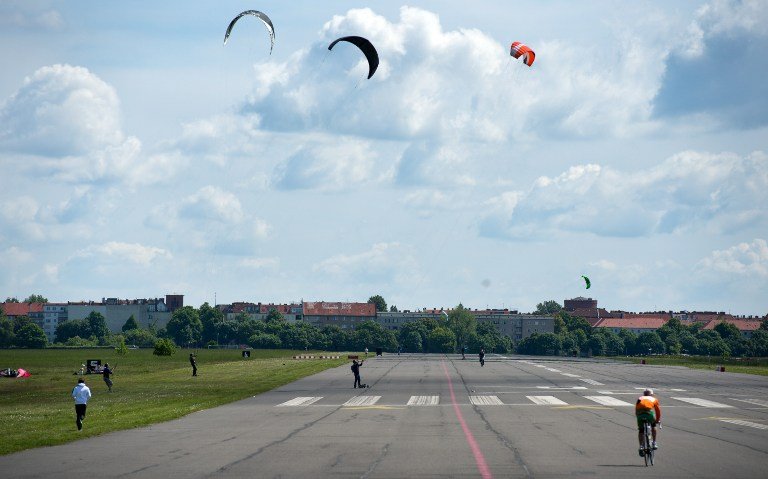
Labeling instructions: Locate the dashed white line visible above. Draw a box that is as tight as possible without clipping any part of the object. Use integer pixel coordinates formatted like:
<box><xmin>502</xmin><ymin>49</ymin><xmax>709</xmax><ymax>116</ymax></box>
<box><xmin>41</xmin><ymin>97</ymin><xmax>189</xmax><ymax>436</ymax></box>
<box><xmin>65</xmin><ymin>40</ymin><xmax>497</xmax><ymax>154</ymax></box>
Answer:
<box><xmin>731</xmin><ymin>398</ymin><xmax>768</xmax><ymax>408</ymax></box>
<box><xmin>470</xmin><ymin>395</ymin><xmax>504</xmax><ymax>405</ymax></box>
<box><xmin>584</xmin><ymin>396</ymin><xmax>633</xmax><ymax>406</ymax></box>
<box><xmin>343</xmin><ymin>396</ymin><xmax>381</xmax><ymax>407</ymax></box>
<box><xmin>277</xmin><ymin>396</ymin><xmax>323</xmax><ymax>407</ymax></box>
<box><xmin>671</xmin><ymin>397</ymin><xmax>733</xmax><ymax>408</ymax></box>
<box><xmin>407</xmin><ymin>395</ymin><xmax>440</xmax><ymax>406</ymax></box>
<box><xmin>527</xmin><ymin>395</ymin><xmax>568</xmax><ymax>405</ymax></box>
<box><xmin>560</xmin><ymin>373</ymin><xmax>581</xmax><ymax>378</ymax></box>
<box><xmin>580</xmin><ymin>379</ymin><xmax>605</xmax><ymax>386</ymax></box>
<box><xmin>719</xmin><ymin>419</ymin><xmax>768</xmax><ymax>430</ymax></box>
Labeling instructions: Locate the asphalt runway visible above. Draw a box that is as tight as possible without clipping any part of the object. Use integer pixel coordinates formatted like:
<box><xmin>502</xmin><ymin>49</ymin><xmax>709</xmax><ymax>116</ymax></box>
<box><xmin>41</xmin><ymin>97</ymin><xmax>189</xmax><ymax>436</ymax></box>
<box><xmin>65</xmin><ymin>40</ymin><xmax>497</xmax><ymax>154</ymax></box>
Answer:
<box><xmin>3</xmin><ymin>354</ymin><xmax>768</xmax><ymax>478</ymax></box>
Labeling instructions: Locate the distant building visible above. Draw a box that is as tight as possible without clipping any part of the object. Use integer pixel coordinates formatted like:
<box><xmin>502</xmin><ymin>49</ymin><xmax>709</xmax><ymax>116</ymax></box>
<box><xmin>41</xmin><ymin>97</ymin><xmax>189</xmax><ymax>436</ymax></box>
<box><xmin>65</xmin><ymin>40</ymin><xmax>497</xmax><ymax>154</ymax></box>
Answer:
<box><xmin>67</xmin><ymin>295</ymin><xmax>178</xmax><ymax>333</ymax></box>
<box><xmin>701</xmin><ymin>318</ymin><xmax>763</xmax><ymax>339</ymax></box>
<box><xmin>302</xmin><ymin>301</ymin><xmax>376</xmax><ymax>329</ymax></box>
<box><xmin>41</xmin><ymin>303</ymin><xmax>68</xmax><ymax>342</ymax></box>
<box><xmin>218</xmin><ymin>302</ymin><xmax>302</xmax><ymax>322</ymax></box>
<box><xmin>593</xmin><ymin>317</ymin><xmax>669</xmax><ymax>335</ymax></box>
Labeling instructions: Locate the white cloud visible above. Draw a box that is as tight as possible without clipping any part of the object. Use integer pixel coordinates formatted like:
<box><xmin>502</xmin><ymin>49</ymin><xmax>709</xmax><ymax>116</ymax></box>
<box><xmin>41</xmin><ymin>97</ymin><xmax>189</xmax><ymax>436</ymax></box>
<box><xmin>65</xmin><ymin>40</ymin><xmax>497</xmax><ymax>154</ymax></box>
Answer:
<box><xmin>75</xmin><ymin>241</ymin><xmax>172</xmax><ymax>266</ymax></box>
<box><xmin>480</xmin><ymin>150</ymin><xmax>768</xmax><ymax>240</ymax></box>
<box><xmin>272</xmin><ymin>139</ymin><xmax>379</xmax><ymax>191</ymax></box>
<box><xmin>697</xmin><ymin>239</ymin><xmax>768</xmax><ymax>277</ymax></box>
<box><xmin>313</xmin><ymin>242</ymin><xmax>419</xmax><ymax>285</ymax></box>
<box><xmin>239</xmin><ymin>257</ymin><xmax>280</xmax><ymax>270</ymax></box>
<box><xmin>179</xmin><ymin>186</ymin><xmax>245</xmax><ymax>224</ymax></box>
<box><xmin>243</xmin><ymin>6</ymin><xmax>667</xmax><ymax>143</ymax></box>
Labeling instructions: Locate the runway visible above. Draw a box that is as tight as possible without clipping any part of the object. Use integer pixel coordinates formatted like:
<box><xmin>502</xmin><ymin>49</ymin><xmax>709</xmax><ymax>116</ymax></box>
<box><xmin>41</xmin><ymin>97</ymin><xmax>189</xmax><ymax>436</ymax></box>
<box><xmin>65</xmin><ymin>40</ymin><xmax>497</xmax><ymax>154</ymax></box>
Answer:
<box><xmin>3</xmin><ymin>354</ymin><xmax>767</xmax><ymax>478</ymax></box>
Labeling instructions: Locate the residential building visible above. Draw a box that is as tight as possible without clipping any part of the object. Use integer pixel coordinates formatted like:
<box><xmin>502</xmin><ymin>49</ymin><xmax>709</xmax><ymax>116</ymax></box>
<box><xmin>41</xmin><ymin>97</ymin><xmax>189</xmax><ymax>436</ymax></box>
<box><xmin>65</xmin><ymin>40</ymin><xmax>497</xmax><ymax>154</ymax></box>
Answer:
<box><xmin>218</xmin><ymin>302</ymin><xmax>302</xmax><ymax>322</ymax></box>
<box><xmin>67</xmin><ymin>295</ymin><xmax>178</xmax><ymax>333</ymax></box>
<box><xmin>302</xmin><ymin>301</ymin><xmax>376</xmax><ymax>329</ymax></box>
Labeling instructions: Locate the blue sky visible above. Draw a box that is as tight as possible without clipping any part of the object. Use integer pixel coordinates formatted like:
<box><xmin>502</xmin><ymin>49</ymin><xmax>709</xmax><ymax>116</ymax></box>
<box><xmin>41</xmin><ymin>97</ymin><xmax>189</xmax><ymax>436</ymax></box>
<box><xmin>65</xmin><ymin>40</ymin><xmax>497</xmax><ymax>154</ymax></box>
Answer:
<box><xmin>1</xmin><ymin>0</ymin><xmax>766</xmax><ymax>314</ymax></box>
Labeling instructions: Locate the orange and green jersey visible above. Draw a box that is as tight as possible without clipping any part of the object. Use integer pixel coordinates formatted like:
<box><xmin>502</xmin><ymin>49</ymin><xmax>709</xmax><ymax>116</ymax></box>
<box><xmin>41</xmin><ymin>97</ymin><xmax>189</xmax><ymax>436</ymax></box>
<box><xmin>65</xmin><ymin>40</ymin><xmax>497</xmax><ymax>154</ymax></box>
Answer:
<box><xmin>635</xmin><ymin>395</ymin><xmax>661</xmax><ymax>421</ymax></box>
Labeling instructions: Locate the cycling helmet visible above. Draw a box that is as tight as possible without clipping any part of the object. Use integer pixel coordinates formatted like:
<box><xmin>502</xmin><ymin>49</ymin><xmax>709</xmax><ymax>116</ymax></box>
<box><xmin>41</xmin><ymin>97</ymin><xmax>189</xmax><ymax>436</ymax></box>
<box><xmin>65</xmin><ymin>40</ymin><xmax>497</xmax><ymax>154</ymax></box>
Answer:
<box><xmin>643</xmin><ymin>388</ymin><xmax>654</xmax><ymax>396</ymax></box>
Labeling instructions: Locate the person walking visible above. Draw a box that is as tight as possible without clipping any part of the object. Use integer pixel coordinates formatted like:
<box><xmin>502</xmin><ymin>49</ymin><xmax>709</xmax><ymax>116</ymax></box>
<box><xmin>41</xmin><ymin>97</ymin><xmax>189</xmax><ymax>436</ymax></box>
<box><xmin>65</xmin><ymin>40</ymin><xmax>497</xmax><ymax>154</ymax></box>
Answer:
<box><xmin>102</xmin><ymin>363</ymin><xmax>114</xmax><ymax>392</ymax></box>
<box><xmin>479</xmin><ymin>348</ymin><xmax>485</xmax><ymax>367</ymax></box>
<box><xmin>189</xmin><ymin>353</ymin><xmax>197</xmax><ymax>376</ymax></box>
<box><xmin>462</xmin><ymin>345</ymin><xmax>467</xmax><ymax>360</ymax></box>
<box><xmin>364</xmin><ymin>347</ymin><xmax>369</xmax><ymax>358</ymax></box>
<box><xmin>351</xmin><ymin>359</ymin><xmax>364</xmax><ymax>388</ymax></box>
<box><xmin>72</xmin><ymin>378</ymin><xmax>91</xmax><ymax>431</ymax></box>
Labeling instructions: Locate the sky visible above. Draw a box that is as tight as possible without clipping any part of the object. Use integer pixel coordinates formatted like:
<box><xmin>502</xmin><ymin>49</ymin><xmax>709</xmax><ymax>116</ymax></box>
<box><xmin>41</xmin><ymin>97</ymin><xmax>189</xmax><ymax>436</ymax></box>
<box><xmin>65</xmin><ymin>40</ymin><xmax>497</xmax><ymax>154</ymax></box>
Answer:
<box><xmin>1</xmin><ymin>0</ymin><xmax>766</xmax><ymax>315</ymax></box>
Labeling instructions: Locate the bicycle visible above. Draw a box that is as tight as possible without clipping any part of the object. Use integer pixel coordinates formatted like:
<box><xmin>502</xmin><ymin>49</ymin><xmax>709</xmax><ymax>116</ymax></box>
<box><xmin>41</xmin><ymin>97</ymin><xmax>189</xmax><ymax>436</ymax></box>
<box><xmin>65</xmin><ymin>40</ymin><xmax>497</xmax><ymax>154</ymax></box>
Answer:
<box><xmin>640</xmin><ymin>420</ymin><xmax>657</xmax><ymax>466</ymax></box>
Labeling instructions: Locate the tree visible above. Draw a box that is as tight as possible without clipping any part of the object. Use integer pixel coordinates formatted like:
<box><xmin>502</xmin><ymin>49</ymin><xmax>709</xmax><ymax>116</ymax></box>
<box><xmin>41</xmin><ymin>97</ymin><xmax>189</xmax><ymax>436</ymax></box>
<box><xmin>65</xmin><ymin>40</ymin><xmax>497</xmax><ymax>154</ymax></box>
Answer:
<box><xmin>535</xmin><ymin>300</ymin><xmax>563</xmax><ymax>315</ymax></box>
<box><xmin>23</xmin><ymin>294</ymin><xmax>48</xmax><ymax>304</ymax></box>
<box><xmin>85</xmin><ymin>312</ymin><xmax>109</xmax><ymax>339</ymax></box>
<box><xmin>561</xmin><ymin>312</ymin><xmax>592</xmax><ymax>336</ymax></box>
<box><xmin>166</xmin><ymin>306</ymin><xmax>202</xmax><ymax>346</ymax></box>
<box><xmin>250</xmin><ymin>333</ymin><xmax>282</xmax><ymax>349</ymax></box>
<box><xmin>553</xmin><ymin>315</ymin><xmax>566</xmax><ymax>335</ymax></box>
<box><xmin>115</xmin><ymin>336</ymin><xmax>129</xmax><ymax>355</ymax></box>
<box><xmin>265</xmin><ymin>308</ymin><xmax>285</xmax><ymax>323</ymax></box>
<box><xmin>389</xmin><ymin>305</ymin><xmax>399</xmax><ymax>312</ymax></box>
<box><xmin>153</xmin><ymin>338</ymin><xmax>176</xmax><ymax>356</ymax></box>
<box><xmin>427</xmin><ymin>327</ymin><xmax>456</xmax><ymax>353</ymax></box>
<box><xmin>123</xmin><ymin>328</ymin><xmax>158</xmax><ymax>348</ymax></box>
<box><xmin>586</xmin><ymin>334</ymin><xmax>607</xmax><ymax>356</ymax></box>
<box><xmin>199</xmin><ymin>302</ymin><xmax>225</xmax><ymax>343</ymax></box>
<box><xmin>760</xmin><ymin>318</ymin><xmax>768</xmax><ymax>331</ymax></box>
<box><xmin>448</xmin><ymin>304</ymin><xmax>476</xmax><ymax>352</ymax></box>
<box><xmin>122</xmin><ymin>314</ymin><xmax>140</xmax><ymax>332</ymax></box>
<box><xmin>636</xmin><ymin>332</ymin><xmax>665</xmax><ymax>355</ymax></box>
<box><xmin>4</xmin><ymin>297</ymin><xmax>19</xmax><ymax>303</ymax></box>
<box><xmin>402</xmin><ymin>330</ymin><xmax>422</xmax><ymax>352</ymax></box>
<box><xmin>748</xmin><ymin>329</ymin><xmax>768</xmax><ymax>356</ymax></box>
<box><xmin>0</xmin><ymin>314</ymin><xmax>14</xmax><ymax>348</ymax></box>
<box><xmin>15</xmin><ymin>323</ymin><xmax>48</xmax><ymax>348</ymax></box>
<box><xmin>367</xmin><ymin>295</ymin><xmax>387</xmax><ymax>313</ymax></box>
<box><xmin>713</xmin><ymin>321</ymin><xmax>741</xmax><ymax>342</ymax></box>
<box><xmin>321</xmin><ymin>325</ymin><xmax>349</xmax><ymax>351</ymax></box>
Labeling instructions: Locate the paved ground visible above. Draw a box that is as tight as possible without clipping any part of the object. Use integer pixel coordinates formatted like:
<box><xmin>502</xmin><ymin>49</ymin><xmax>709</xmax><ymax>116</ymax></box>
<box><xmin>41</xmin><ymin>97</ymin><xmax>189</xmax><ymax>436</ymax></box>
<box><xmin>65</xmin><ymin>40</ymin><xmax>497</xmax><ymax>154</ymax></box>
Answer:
<box><xmin>2</xmin><ymin>354</ymin><xmax>768</xmax><ymax>478</ymax></box>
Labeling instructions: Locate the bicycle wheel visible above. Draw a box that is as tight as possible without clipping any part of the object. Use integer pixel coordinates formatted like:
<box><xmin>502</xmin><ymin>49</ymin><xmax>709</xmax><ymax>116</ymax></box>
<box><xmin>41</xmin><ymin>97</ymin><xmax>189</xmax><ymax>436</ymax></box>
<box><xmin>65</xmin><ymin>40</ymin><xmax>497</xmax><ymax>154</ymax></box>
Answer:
<box><xmin>643</xmin><ymin>422</ymin><xmax>651</xmax><ymax>467</ymax></box>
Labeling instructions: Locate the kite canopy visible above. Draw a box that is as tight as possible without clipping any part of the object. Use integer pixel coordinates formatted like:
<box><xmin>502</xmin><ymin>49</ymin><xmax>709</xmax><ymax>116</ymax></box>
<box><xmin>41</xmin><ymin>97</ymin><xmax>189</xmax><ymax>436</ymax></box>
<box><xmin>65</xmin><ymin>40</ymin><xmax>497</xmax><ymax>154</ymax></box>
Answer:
<box><xmin>224</xmin><ymin>10</ymin><xmax>275</xmax><ymax>54</ymax></box>
<box><xmin>16</xmin><ymin>368</ymin><xmax>30</xmax><ymax>378</ymax></box>
<box><xmin>581</xmin><ymin>275</ymin><xmax>591</xmax><ymax>289</ymax></box>
<box><xmin>328</xmin><ymin>36</ymin><xmax>379</xmax><ymax>79</ymax></box>
<box><xmin>510</xmin><ymin>41</ymin><xmax>535</xmax><ymax>66</ymax></box>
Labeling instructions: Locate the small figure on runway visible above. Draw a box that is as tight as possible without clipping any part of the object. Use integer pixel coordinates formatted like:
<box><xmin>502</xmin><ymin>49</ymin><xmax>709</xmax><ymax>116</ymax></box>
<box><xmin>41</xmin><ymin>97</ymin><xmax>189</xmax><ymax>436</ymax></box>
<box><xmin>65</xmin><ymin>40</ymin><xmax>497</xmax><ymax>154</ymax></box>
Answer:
<box><xmin>190</xmin><ymin>353</ymin><xmax>197</xmax><ymax>376</ymax></box>
<box><xmin>479</xmin><ymin>348</ymin><xmax>485</xmax><ymax>367</ymax></box>
<box><xmin>351</xmin><ymin>359</ymin><xmax>365</xmax><ymax>388</ymax></box>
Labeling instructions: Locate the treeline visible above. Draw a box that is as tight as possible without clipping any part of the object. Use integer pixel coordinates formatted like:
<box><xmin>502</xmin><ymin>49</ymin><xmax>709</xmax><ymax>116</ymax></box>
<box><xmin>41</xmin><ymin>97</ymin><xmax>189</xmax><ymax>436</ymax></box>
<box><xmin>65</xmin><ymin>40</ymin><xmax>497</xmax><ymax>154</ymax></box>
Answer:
<box><xmin>518</xmin><ymin>311</ymin><xmax>768</xmax><ymax>358</ymax></box>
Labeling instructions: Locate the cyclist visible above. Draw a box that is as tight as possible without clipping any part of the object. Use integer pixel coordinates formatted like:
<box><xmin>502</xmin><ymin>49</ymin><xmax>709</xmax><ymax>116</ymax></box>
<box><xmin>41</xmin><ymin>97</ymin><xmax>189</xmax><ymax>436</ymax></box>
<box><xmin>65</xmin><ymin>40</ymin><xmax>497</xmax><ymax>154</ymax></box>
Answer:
<box><xmin>635</xmin><ymin>388</ymin><xmax>661</xmax><ymax>456</ymax></box>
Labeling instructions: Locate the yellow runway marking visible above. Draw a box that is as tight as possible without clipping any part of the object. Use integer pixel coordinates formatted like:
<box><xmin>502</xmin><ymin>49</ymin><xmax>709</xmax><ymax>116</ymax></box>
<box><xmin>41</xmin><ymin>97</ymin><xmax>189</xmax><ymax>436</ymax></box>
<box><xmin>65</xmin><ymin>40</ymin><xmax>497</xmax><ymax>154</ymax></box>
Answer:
<box><xmin>344</xmin><ymin>406</ymin><xmax>405</xmax><ymax>410</ymax></box>
<box><xmin>552</xmin><ymin>406</ymin><xmax>610</xmax><ymax>410</ymax></box>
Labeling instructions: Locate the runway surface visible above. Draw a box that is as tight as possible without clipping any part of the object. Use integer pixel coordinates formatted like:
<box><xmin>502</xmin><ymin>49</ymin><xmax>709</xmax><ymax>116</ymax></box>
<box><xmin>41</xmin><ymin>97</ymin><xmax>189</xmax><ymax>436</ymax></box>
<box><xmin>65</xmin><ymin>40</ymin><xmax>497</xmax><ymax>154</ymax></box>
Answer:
<box><xmin>2</xmin><ymin>354</ymin><xmax>768</xmax><ymax>478</ymax></box>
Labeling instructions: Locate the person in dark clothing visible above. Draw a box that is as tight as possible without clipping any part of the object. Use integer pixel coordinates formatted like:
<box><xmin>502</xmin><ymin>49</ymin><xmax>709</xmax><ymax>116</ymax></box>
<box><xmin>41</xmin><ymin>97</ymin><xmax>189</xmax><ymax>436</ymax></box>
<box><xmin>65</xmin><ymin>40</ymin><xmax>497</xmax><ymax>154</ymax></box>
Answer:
<box><xmin>462</xmin><ymin>345</ymin><xmax>467</xmax><ymax>360</ymax></box>
<box><xmin>479</xmin><ymin>349</ymin><xmax>485</xmax><ymax>367</ymax></box>
<box><xmin>351</xmin><ymin>359</ymin><xmax>364</xmax><ymax>388</ymax></box>
<box><xmin>189</xmin><ymin>353</ymin><xmax>197</xmax><ymax>376</ymax></box>
<box><xmin>102</xmin><ymin>363</ymin><xmax>113</xmax><ymax>392</ymax></box>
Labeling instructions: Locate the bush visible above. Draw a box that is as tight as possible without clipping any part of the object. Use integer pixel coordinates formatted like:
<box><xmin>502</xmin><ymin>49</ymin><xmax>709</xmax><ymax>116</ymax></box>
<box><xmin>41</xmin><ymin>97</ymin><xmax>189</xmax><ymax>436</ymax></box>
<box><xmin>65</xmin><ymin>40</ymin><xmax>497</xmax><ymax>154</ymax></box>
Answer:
<box><xmin>249</xmin><ymin>333</ymin><xmax>283</xmax><ymax>349</ymax></box>
<box><xmin>153</xmin><ymin>338</ymin><xmax>177</xmax><ymax>356</ymax></box>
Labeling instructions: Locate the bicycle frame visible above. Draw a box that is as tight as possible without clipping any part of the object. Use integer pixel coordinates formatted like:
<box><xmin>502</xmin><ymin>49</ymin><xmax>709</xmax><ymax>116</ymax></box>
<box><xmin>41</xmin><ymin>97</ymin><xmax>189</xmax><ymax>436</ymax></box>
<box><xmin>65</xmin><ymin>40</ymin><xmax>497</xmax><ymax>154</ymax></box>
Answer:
<box><xmin>642</xmin><ymin>420</ymin><xmax>655</xmax><ymax>466</ymax></box>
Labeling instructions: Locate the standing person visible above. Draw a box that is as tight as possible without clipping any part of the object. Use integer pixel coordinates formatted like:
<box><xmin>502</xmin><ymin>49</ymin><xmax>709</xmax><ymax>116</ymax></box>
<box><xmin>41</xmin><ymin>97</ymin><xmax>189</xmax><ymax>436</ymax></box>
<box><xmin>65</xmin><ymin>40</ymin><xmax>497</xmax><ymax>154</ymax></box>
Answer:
<box><xmin>479</xmin><ymin>348</ymin><xmax>485</xmax><ymax>367</ymax></box>
<box><xmin>72</xmin><ymin>378</ymin><xmax>91</xmax><ymax>431</ymax></box>
<box><xmin>351</xmin><ymin>359</ymin><xmax>364</xmax><ymax>388</ymax></box>
<box><xmin>102</xmin><ymin>363</ymin><xmax>114</xmax><ymax>392</ymax></box>
<box><xmin>189</xmin><ymin>353</ymin><xmax>197</xmax><ymax>376</ymax></box>
<box><xmin>364</xmin><ymin>347</ymin><xmax>369</xmax><ymax>358</ymax></box>
<box><xmin>461</xmin><ymin>345</ymin><xmax>467</xmax><ymax>360</ymax></box>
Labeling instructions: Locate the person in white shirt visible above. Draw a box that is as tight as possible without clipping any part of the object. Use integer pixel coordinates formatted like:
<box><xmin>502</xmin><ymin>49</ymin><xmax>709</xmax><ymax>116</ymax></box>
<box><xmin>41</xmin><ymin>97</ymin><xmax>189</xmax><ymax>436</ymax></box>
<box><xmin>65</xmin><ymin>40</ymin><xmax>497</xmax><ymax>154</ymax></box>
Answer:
<box><xmin>72</xmin><ymin>378</ymin><xmax>92</xmax><ymax>431</ymax></box>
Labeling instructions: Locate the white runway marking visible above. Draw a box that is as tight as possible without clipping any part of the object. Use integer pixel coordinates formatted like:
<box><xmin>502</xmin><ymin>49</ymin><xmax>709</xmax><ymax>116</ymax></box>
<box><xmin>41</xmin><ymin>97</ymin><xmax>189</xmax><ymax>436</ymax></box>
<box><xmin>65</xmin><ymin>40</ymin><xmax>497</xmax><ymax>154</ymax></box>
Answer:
<box><xmin>343</xmin><ymin>396</ymin><xmax>381</xmax><ymax>407</ymax></box>
<box><xmin>545</xmin><ymin>368</ymin><xmax>561</xmax><ymax>372</ymax></box>
<box><xmin>584</xmin><ymin>396</ymin><xmax>633</xmax><ymax>406</ymax></box>
<box><xmin>535</xmin><ymin>365</ymin><xmax>547</xmax><ymax>368</ymax></box>
<box><xmin>560</xmin><ymin>373</ymin><xmax>581</xmax><ymax>378</ymax></box>
<box><xmin>719</xmin><ymin>419</ymin><xmax>768</xmax><ymax>430</ymax></box>
<box><xmin>597</xmin><ymin>391</ymin><xmax>637</xmax><ymax>395</ymax></box>
<box><xmin>527</xmin><ymin>395</ymin><xmax>568</xmax><ymax>405</ymax></box>
<box><xmin>277</xmin><ymin>397</ymin><xmax>323</xmax><ymax>407</ymax></box>
<box><xmin>537</xmin><ymin>386</ymin><xmax>588</xmax><ymax>390</ymax></box>
<box><xmin>731</xmin><ymin>398</ymin><xmax>768</xmax><ymax>408</ymax></box>
<box><xmin>580</xmin><ymin>379</ymin><xmax>605</xmax><ymax>386</ymax></box>
<box><xmin>470</xmin><ymin>395</ymin><xmax>504</xmax><ymax>405</ymax></box>
<box><xmin>671</xmin><ymin>397</ymin><xmax>733</xmax><ymax>408</ymax></box>
<box><xmin>407</xmin><ymin>395</ymin><xmax>440</xmax><ymax>406</ymax></box>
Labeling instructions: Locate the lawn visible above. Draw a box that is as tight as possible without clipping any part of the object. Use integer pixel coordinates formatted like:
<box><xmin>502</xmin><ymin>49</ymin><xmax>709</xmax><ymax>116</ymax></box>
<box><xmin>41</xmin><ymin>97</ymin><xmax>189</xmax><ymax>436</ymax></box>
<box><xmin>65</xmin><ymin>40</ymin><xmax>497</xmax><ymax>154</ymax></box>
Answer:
<box><xmin>613</xmin><ymin>355</ymin><xmax>768</xmax><ymax>376</ymax></box>
<box><xmin>0</xmin><ymin>348</ymin><xmax>348</xmax><ymax>455</ymax></box>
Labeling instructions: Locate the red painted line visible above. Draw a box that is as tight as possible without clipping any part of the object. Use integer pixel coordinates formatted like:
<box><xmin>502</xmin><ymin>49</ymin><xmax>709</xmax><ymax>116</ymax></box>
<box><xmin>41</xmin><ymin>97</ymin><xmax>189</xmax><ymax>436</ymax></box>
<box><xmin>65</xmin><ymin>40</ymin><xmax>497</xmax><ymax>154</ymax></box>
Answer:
<box><xmin>441</xmin><ymin>360</ymin><xmax>493</xmax><ymax>479</ymax></box>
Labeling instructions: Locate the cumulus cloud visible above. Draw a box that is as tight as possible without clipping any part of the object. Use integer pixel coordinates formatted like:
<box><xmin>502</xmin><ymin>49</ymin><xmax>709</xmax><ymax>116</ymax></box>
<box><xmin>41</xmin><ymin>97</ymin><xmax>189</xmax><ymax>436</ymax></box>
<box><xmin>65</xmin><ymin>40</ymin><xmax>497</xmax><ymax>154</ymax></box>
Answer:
<box><xmin>480</xmin><ymin>150</ymin><xmax>768</xmax><ymax>240</ymax></box>
<box><xmin>697</xmin><ymin>239</ymin><xmax>768</xmax><ymax>277</ymax></box>
<box><xmin>313</xmin><ymin>242</ymin><xmax>419</xmax><ymax>285</ymax></box>
<box><xmin>658</xmin><ymin>0</ymin><xmax>768</xmax><ymax>128</ymax></box>
<box><xmin>272</xmin><ymin>139</ymin><xmax>379</xmax><ymax>191</ymax></box>
<box><xmin>0</xmin><ymin>64</ymin><xmax>184</xmax><ymax>186</ymax></box>
<box><xmin>75</xmin><ymin>241</ymin><xmax>172</xmax><ymax>266</ymax></box>
<box><xmin>241</xmin><ymin>6</ymin><xmax>667</xmax><ymax>142</ymax></box>
<box><xmin>147</xmin><ymin>186</ymin><xmax>270</xmax><ymax>255</ymax></box>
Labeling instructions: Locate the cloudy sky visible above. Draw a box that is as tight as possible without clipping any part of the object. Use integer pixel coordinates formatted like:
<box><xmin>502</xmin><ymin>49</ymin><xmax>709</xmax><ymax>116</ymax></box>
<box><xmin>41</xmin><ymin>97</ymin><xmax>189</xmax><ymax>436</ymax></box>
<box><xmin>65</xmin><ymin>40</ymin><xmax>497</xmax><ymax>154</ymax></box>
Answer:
<box><xmin>1</xmin><ymin>0</ymin><xmax>766</xmax><ymax>315</ymax></box>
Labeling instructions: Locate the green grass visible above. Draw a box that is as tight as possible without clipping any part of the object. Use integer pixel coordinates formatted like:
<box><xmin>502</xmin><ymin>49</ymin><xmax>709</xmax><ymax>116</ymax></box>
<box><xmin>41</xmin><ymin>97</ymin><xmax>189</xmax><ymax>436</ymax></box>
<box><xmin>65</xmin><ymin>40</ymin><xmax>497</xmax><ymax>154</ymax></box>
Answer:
<box><xmin>612</xmin><ymin>355</ymin><xmax>768</xmax><ymax>376</ymax></box>
<box><xmin>0</xmin><ymin>348</ymin><xmax>349</xmax><ymax>455</ymax></box>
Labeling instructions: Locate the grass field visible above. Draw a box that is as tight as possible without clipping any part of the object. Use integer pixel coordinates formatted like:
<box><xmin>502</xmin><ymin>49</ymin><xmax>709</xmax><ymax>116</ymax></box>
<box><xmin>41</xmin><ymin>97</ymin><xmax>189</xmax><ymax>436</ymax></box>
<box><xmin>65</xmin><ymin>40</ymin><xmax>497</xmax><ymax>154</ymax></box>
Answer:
<box><xmin>613</xmin><ymin>355</ymin><xmax>768</xmax><ymax>376</ymax></box>
<box><xmin>0</xmin><ymin>348</ymin><xmax>348</xmax><ymax>455</ymax></box>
